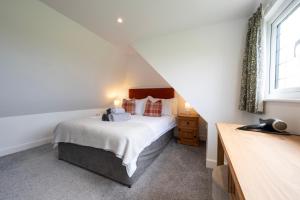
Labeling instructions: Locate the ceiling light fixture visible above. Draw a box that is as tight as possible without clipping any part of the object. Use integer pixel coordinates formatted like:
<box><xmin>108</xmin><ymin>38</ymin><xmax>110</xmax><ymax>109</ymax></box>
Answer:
<box><xmin>117</xmin><ymin>18</ymin><xmax>123</xmax><ymax>23</ymax></box>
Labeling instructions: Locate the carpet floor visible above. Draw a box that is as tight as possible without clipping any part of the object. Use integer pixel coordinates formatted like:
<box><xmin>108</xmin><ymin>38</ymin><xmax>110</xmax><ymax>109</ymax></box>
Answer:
<box><xmin>0</xmin><ymin>139</ymin><xmax>212</xmax><ymax>200</ymax></box>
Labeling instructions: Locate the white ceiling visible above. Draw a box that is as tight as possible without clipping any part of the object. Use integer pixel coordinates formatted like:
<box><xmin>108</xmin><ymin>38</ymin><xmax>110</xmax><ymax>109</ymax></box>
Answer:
<box><xmin>40</xmin><ymin>0</ymin><xmax>260</xmax><ymax>47</ymax></box>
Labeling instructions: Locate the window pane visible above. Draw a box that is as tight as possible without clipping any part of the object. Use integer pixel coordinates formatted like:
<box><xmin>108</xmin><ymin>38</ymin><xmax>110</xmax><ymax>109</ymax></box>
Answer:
<box><xmin>276</xmin><ymin>5</ymin><xmax>300</xmax><ymax>89</ymax></box>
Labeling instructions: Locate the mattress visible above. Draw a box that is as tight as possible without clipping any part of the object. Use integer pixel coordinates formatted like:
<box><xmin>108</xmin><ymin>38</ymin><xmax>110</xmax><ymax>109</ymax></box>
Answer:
<box><xmin>53</xmin><ymin>115</ymin><xmax>176</xmax><ymax>177</ymax></box>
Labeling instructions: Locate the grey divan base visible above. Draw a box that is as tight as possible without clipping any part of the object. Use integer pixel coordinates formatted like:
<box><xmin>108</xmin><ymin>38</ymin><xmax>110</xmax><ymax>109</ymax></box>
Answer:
<box><xmin>58</xmin><ymin>129</ymin><xmax>174</xmax><ymax>187</ymax></box>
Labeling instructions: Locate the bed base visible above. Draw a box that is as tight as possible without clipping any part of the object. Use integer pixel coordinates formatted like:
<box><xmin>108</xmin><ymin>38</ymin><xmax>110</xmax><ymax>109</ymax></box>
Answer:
<box><xmin>58</xmin><ymin>129</ymin><xmax>173</xmax><ymax>187</ymax></box>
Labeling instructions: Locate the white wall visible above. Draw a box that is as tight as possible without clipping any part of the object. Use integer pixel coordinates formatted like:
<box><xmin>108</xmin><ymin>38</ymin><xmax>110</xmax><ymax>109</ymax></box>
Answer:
<box><xmin>0</xmin><ymin>0</ymin><xmax>127</xmax><ymax>118</ymax></box>
<box><xmin>124</xmin><ymin>52</ymin><xmax>170</xmax><ymax>89</ymax></box>
<box><xmin>0</xmin><ymin>109</ymin><xmax>104</xmax><ymax>157</ymax></box>
<box><xmin>134</xmin><ymin>19</ymin><xmax>273</xmax><ymax>167</ymax></box>
<box><xmin>263</xmin><ymin>102</ymin><xmax>300</xmax><ymax>135</ymax></box>
<box><xmin>0</xmin><ymin>0</ymin><xmax>127</xmax><ymax>156</ymax></box>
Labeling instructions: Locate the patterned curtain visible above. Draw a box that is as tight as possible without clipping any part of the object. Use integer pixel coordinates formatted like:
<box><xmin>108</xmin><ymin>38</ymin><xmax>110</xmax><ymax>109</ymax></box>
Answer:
<box><xmin>239</xmin><ymin>5</ymin><xmax>264</xmax><ymax>114</ymax></box>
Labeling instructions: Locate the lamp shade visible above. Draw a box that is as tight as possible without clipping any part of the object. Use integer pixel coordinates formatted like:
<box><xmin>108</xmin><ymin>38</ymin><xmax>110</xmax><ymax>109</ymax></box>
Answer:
<box><xmin>114</xmin><ymin>99</ymin><xmax>121</xmax><ymax>107</ymax></box>
<box><xmin>185</xmin><ymin>102</ymin><xmax>191</xmax><ymax>110</ymax></box>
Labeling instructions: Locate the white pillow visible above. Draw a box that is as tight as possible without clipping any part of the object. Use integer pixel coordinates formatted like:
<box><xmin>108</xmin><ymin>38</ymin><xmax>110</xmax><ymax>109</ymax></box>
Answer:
<box><xmin>148</xmin><ymin>96</ymin><xmax>177</xmax><ymax>116</ymax></box>
<box><xmin>171</xmin><ymin>98</ymin><xmax>178</xmax><ymax>115</ymax></box>
<box><xmin>135</xmin><ymin>98</ymin><xmax>148</xmax><ymax>115</ymax></box>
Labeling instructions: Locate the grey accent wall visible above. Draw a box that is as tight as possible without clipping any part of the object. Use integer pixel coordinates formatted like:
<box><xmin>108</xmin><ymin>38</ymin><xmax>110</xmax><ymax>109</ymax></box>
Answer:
<box><xmin>0</xmin><ymin>0</ymin><xmax>127</xmax><ymax>117</ymax></box>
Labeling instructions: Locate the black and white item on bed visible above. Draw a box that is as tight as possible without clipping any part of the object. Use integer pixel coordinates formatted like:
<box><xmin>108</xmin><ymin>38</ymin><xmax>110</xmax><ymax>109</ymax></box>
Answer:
<box><xmin>111</xmin><ymin>107</ymin><xmax>125</xmax><ymax>114</ymax></box>
<box><xmin>102</xmin><ymin>108</ymin><xmax>111</xmax><ymax>121</ymax></box>
<box><xmin>102</xmin><ymin>108</ymin><xmax>130</xmax><ymax>122</ymax></box>
<box><xmin>108</xmin><ymin>113</ymin><xmax>131</xmax><ymax>122</ymax></box>
<box><xmin>102</xmin><ymin>114</ymin><xmax>109</xmax><ymax>121</ymax></box>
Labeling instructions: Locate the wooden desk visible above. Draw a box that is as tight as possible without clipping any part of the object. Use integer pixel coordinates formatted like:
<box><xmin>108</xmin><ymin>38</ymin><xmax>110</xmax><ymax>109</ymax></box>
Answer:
<box><xmin>216</xmin><ymin>123</ymin><xmax>300</xmax><ymax>200</ymax></box>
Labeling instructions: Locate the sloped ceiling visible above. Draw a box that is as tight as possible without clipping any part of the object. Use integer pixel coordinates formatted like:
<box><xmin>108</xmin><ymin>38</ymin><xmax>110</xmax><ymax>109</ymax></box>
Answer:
<box><xmin>40</xmin><ymin>0</ymin><xmax>260</xmax><ymax>47</ymax></box>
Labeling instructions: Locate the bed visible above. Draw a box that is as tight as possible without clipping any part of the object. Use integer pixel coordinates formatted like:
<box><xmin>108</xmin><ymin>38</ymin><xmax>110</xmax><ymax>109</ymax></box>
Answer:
<box><xmin>53</xmin><ymin>88</ymin><xmax>176</xmax><ymax>187</ymax></box>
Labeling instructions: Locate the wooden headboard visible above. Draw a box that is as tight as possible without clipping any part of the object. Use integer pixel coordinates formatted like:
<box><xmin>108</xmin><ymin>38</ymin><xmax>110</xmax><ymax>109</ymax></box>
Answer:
<box><xmin>129</xmin><ymin>88</ymin><xmax>174</xmax><ymax>99</ymax></box>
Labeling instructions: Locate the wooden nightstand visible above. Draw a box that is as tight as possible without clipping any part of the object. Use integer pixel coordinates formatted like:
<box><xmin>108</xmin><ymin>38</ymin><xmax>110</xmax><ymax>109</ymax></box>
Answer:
<box><xmin>177</xmin><ymin>114</ymin><xmax>200</xmax><ymax>146</ymax></box>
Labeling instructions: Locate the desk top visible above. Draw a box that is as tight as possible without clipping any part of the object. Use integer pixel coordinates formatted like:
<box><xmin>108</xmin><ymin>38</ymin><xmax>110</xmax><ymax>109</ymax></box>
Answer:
<box><xmin>216</xmin><ymin>123</ymin><xmax>300</xmax><ymax>200</ymax></box>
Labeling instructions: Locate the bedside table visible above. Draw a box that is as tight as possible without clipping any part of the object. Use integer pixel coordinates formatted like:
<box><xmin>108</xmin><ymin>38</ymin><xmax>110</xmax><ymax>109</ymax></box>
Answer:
<box><xmin>177</xmin><ymin>114</ymin><xmax>200</xmax><ymax>146</ymax></box>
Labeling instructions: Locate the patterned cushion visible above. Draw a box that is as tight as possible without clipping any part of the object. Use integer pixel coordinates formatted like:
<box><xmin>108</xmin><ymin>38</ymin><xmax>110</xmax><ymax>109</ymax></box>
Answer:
<box><xmin>122</xmin><ymin>99</ymin><xmax>135</xmax><ymax>115</ymax></box>
<box><xmin>143</xmin><ymin>99</ymin><xmax>162</xmax><ymax>117</ymax></box>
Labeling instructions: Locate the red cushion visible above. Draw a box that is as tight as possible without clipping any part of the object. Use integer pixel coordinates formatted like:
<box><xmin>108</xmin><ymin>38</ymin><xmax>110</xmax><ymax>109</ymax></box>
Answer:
<box><xmin>122</xmin><ymin>99</ymin><xmax>135</xmax><ymax>115</ymax></box>
<box><xmin>144</xmin><ymin>99</ymin><xmax>162</xmax><ymax>117</ymax></box>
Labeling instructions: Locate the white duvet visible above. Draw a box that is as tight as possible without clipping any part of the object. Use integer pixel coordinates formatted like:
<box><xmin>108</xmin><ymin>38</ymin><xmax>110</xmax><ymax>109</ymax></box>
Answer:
<box><xmin>53</xmin><ymin>115</ymin><xmax>176</xmax><ymax>177</ymax></box>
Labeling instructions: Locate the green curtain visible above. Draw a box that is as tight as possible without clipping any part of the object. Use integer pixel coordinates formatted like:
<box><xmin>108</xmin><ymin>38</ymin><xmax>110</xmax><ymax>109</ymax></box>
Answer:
<box><xmin>239</xmin><ymin>5</ymin><xmax>264</xmax><ymax>114</ymax></box>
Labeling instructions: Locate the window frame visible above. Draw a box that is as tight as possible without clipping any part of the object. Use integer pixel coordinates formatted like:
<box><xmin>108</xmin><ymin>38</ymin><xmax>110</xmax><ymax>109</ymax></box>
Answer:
<box><xmin>265</xmin><ymin>0</ymin><xmax>300</xmax><ymax>101</ymax></box>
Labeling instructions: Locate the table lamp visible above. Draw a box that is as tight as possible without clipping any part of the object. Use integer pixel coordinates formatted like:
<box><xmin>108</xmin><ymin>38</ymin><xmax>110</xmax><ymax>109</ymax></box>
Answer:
<box><xmin>184</xmin><ymin>102</ymin><xmax>191</xmax><ymax>114</ymax></box>
<box><xmin>114</xmin><ymin>99</ymin><xmax>121</xmax><ymax>108</ymax></box>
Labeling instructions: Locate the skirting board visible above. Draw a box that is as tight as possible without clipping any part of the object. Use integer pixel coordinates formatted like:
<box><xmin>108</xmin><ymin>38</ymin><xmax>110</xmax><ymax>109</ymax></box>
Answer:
<box><xmin>206</xmin><ymin>159</ymin><xmax>217</xmax><ymax>168</ymax></box>
<box><xmin>0</xmin><ymin>137</ymin><xmax>53</xmax><ymax>157</ymax></box>
<box><xmin>0</xmin><ymin>108</ymin><xmax>105</xmax><ymax>157</ymax></box>
<box><xmin>206</xmin><ymin>158</ymin><xmax>228</xmax><ymax>168</ymax></box>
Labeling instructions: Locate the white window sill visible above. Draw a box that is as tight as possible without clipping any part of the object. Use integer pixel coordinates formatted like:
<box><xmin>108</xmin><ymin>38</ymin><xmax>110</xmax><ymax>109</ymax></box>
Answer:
<box><xmin>264</xmin><ymin>98</ymin><xmax>300</xmax><ymax>103</ymax></box>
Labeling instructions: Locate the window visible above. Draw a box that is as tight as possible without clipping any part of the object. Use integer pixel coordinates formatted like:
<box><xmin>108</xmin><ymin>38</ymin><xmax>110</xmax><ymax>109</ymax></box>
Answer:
<box><xmin>275</xmin><ymin>5</ymin><xmax>300</xmax><ymax>89</ymax></box>
<box><xmin>267</xmin><ymin>0</ymin><xmax>300</xmax><ymax>100</ymax></box>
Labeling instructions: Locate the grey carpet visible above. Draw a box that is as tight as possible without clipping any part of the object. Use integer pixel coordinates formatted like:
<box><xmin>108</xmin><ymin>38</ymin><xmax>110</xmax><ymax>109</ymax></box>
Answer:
<box><xmin>0</xmin><ymin>140</ymin><xmax>212</xmax><ymax>200</ymax></box>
